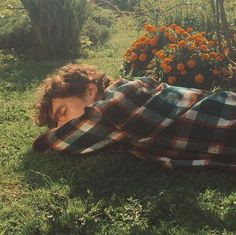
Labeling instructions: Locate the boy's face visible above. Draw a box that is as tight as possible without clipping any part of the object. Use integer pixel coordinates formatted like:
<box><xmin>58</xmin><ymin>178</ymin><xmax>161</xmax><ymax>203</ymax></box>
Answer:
<box><xmin>50</xmin><ymin>83</ymin><xmax>98</xmax><ymax>128</ymax></box>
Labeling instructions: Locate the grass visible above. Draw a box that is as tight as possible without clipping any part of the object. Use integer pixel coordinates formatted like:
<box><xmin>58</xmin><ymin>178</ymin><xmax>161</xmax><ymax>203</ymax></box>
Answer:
<box><xmin>1</xmin><ymin>15</ymin><xmax>236</xmax><ymax>235</ymax></box>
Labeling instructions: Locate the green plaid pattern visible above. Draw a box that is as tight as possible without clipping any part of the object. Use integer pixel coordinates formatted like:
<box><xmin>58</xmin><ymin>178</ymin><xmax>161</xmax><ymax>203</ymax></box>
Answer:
<box><xmin>33</xmin><ymin>77</ymin><xmax>236</xmax><ymax>168</ymax></box>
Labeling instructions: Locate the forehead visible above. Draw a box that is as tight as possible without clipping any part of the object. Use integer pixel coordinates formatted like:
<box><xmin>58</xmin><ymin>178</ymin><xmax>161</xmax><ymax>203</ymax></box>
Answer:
<box><xmin>50</xmin><ymin>96</ymin><xmax>84</xmax><ymax>115</ymax></box>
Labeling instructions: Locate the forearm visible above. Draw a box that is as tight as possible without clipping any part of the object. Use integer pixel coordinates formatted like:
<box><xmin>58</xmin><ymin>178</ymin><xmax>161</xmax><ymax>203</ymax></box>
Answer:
<box><xmin>32</xmin><ymin>107</ymin><xmax>127</xmax><ymax>155</ymax></box>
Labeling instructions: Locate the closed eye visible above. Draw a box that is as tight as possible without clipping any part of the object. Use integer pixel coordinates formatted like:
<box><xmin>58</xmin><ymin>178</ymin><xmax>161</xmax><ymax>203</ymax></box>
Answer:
<box><xmin>53</xmin><ymin>105</ymin><xmax>67</xmax><ymax>124</ymax></box>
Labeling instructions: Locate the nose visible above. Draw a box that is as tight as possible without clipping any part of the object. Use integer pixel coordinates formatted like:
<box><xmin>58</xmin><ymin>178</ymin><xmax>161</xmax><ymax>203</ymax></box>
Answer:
<box><xmin>57</xmin><ymin>120</ymin><xmax>67</xmax><ymax>128</ymax></box>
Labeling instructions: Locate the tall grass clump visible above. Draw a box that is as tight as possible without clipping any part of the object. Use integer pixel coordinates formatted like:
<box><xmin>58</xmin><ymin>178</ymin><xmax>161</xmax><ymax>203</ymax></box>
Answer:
<box><xmin>209</xmin><ymin>0</ymin><xmax>236</xmax><ymax>62</ymax></box>
<box><xmin>134</xmin><ymin>0</ymin><xmax>215</xmax><ymax>33</ymax></box>
<box><xmin>20</xmin><ymin>0</ymin><xmax>91</xmax><ymax>58</ymax></box>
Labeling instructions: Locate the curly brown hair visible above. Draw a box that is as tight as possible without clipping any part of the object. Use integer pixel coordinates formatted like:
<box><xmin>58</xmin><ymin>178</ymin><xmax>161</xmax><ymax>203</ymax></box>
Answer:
<box><xmin>34</xmin><ymin>63</ymin><xmax>113</xmax><ymax>128</ymax></box>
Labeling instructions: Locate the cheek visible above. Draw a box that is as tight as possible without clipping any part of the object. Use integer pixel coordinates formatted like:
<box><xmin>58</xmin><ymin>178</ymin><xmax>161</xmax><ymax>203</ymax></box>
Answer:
<box><xmin>66</xmin><ymin>104</ymin><xmax>86</xmax><ymax>120</ymax></box>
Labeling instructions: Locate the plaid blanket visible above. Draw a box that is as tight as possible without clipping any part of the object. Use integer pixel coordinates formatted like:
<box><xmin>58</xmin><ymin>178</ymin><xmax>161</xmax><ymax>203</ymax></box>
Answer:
<box><xmin>33</xmin><ymin>77</ymin><xmax>236</xmax><ymax>168</ymax></box>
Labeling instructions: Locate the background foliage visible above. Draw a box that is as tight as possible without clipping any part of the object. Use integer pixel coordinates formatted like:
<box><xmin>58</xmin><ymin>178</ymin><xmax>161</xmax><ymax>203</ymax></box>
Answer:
<box><xmin>94</xmin><ymin>0</ymin><xmax>139</xmax><ymax>11</ymax></box>
<box><xmin>0</xmin><ymin>0</ymin><xmax>33</xmax><ymax>52</ymax></box>
<box><xmin>82</xmin><ymin>6</ymin><xmax>115</xmax><ymax>48</ymax></box>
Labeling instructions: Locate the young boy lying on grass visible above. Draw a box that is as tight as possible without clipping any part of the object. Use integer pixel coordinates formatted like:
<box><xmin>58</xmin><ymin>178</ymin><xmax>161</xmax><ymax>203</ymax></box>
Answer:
<box><xmin>33</xmin><ymin>63</ymin><xmax>236</xmax><ymax>169</ymax></box>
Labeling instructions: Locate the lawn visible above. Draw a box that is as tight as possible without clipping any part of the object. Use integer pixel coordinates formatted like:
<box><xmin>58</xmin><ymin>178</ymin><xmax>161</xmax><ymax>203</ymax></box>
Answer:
<box><xmin>1</xmin><ymin>15</ymin><xmax>236</xmax><ymax>235</ymax></box>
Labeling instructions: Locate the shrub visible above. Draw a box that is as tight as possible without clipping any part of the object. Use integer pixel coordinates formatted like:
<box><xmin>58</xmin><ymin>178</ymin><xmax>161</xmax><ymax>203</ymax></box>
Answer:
<box><xmin>85</xmin><ymin>21</ymin><xmax>111</xmax><ymax>46</ymax></box>
<box><xmin>0</xmin><ymin>49</ymin><xmax>19</xmax><ymax>65</ymax></box>
<box><xmin>0</xmin><ymin>16</ymin><xmax>34</xmax><ymax>52</ymax></box>
<box><xmin>20</xmin><ymin>0</ymin><xmax>91</xmax><ymax>58</ymax></box>
<box><xmin>92</xmin><ymin>14</ymin><xmax>113</xmax><ymax>27</ymax></box>
<box><xmin>121</xmin><ymin>24</ymin><xmax>230</xmax><ymax>91</ymax></box>
<box><xmin>0</xmin><ymin>1</ymin><xmax>35</xmax><ymax>52</ymax></box>
<box><xmin>82</xmin><ymin>8</ymin><xmax>115</xmax><ymax>47</ymax></box>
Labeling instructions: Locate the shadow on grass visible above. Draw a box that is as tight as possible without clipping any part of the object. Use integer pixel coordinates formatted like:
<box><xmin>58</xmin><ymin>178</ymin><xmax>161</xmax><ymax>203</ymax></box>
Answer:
<box><xmin>0</xmin><ymin>60</ymin><xmax>68</xmax><ymax>93</ymax></box>
<box><xmin>22</xmin><ymin>149</ymin><xmax>236</xmax><ymax>233</ymax></box>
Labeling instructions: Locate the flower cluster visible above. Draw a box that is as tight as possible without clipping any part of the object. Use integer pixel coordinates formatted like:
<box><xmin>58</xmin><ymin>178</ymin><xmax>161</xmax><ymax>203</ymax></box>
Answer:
<box><xmin>122</xmin><ymin>24</ymin><xmax>166</xmax><ymax>76</ymax></box>
<box><xmin>122</xmin><ymin>24</ymin><xmax>230</xmax><ymax>90</ymax></box>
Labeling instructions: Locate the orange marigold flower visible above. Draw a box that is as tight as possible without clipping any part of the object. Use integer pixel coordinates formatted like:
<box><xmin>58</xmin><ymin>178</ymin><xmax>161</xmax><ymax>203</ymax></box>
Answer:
<box><xmin>186</xmin><ymin>27</ymin><xmax>193</xmax><ymax>33</ymax></box>
<box><xmin>187</xmin><ymin>59</ymin><xmax>197</xmax><ymax>69</ymax></box>
<box><xmin>195</xmin><ymin>36</ymin><xmax>203</xmax><ymax>44</ymax></box>
<box><xmin>175</xmin><ymin>29</ymin><xmax>182</xmax><ymax>35</ymax></box>
<box><xmin>139</xmin><ymin>53</ymin><xmax>147</xmax><ymax>62</ymax></box>
<box><xmin>169</xmin><ymin>44</ymin><xmax>176</xmax><ymax>49</ymax></box>
<box><xmin>216</xmin><ymin>55</ymin><xmax>223</xmax><ymax>62</ymax></box>
<box><xmin>164</xmin><ymin>32</ymin><xmax>171</xmax><ymax>38</ymax></box>
<box><xmin>178</xmin><ymin>40</ymin><xmax>187</xmax><ymax>47</ymax></box>
<box><xmin>156</xmin><ymin>50</ymin><xmax>164</xmax><ymax>55</ymax></box>
<box><xmin>160</xmin><ymin>63</ymin><xmax>165</xmax><ymax>68</ymax></box>
<box><xmin>139</xmin><ymin>36</ymin><xmax>148</xmax><ymax>42</ymax></box>
<box><xmin>156</xmin><ymin>50</ymin><xmax>165</xmax><ymax>59</ymax></box>
<box><xmin>201</xmin><ymin>53</ymin><xmax>210</xmax><ymax>60</ymax></box>
<box><xmin>168</xmin><ymin>35</ymin><xmax>177</xmax><ymax>42</ymax></box>
<box><xmin>186</xmin><ymin>35</ymin><xmax>193</xmax><ymax>41</ymax></box>
<box><xmin>177</xmin><ymin>63</ymin><xmax>185</xmax><ymax>71</ymax></box>
<box><xmin>159</xmin><ymin>53</ymin><xmax>165</xmax><ymax>59</ymax></box>
<box><xmin>199</xmin><ymin>44</ymin><xmax>208</xmax><ymax>51</ymax></box>
<box><xmin>208</xmin><ymin>40</ymin><xmax>215</xmax><ymax>47</ymax></box>
<box><xmin>170</xmin><ymin>24</ymin><xmax>179</xmax><ymax>30</ymax></box>
<box><xmin>134</xmin><ymin>42</ymin><xmax>143</xmax><ymax>48</ymax></box>
<box><xmin>130</xmin><ymin>52</ymin><xmax>138</xmax><ymax>61</ymax></box>
<box><xmin>144</xmin><ymin>24</ymin><xmax>157</xmax><ymax>32</ymax></box>
<box><xmin>159</xmin><ymin>26</ymin><xmax>167</xmax><ymax>32</ymax></box>
<box><xmin>180</xmin><ymin>29</ymin><xmax>186</xmax><ymax>35</ymax></box>
<box><xmin>180</xmin><ymin>70</ymin><xmax>186</xmax><ymax>75</ymax></box>
<box><xmin>195</xmin><ymin>74</ymin><xmax>205</xmax><ymax>83</ymax></box>
<box><xmin>210</xmin><ymin>51</ymin><xmax>218</xmax><ymax>58</ymax></box>
<box><xmin>212</xmin><ymin>69</ymin><xmax>221</xmax><ymax>76</ymax></box>
<box><xmin>163</xmin><ymin>65</ymin><xmax>172</xmax><ymax>73</ymax></box>
<box><xmin>149</xmin><ymin>37</ymin><xmax>158</xmax><ymax>46</ymax></box>
<box><xmin>189</xmin><ymin>43</ymin><xmax>196</xmax><ymax>50</ymax></box>
<box><xmin>163</xmin><ymin>58</ymin><xmax>172</xmax><ymax>64</ymax></box>
<box><xmin>167</xmin><ymin>76</ymin><xmax>176</xmax><ymax>85</ymax></box>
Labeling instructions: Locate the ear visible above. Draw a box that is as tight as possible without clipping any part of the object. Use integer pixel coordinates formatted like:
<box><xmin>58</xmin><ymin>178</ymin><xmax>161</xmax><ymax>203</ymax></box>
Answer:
<box><xmin>86</xmin><ymin>83</ymin><xmax>98</xmax><ymax>100</ymax></box>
